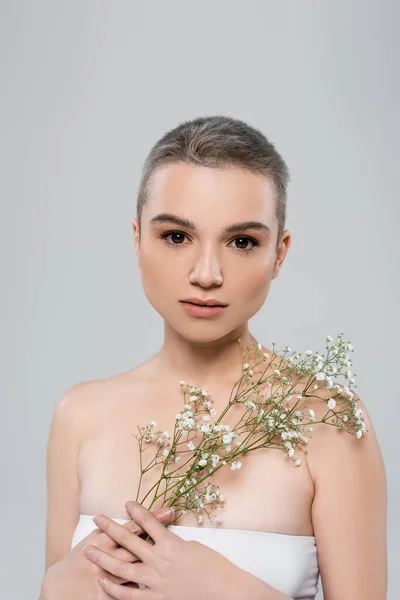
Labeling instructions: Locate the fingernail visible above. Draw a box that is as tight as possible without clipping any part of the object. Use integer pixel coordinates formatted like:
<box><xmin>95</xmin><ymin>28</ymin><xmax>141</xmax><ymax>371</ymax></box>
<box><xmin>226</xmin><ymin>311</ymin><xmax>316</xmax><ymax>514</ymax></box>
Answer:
<box><xmin>159</xmin><ymin>507</ymin><xmax>174</xmax><ymax>518</ymax></box>
<box><xmin>126</xmin><ymin>501</ymin><xmax>137</xmax><ymax>511</ymax></box>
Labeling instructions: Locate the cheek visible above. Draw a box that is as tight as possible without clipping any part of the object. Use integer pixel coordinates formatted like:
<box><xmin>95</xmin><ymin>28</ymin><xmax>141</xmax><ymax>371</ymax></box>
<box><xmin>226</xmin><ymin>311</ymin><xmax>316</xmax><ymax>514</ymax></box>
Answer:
<box><xmin>138</xmin><ymin>248</ymin><xmax>181</xmax><ymax>304</ymax></box>
<box><xmin>235</xmin><ymin>257</ymin><xmax>274</xmax><ymax>297</ymax></box>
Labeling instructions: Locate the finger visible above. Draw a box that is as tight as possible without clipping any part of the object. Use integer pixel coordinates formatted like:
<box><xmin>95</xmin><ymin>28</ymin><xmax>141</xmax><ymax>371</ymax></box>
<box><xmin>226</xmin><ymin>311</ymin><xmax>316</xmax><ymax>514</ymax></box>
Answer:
<box><xmin>84</xmin><ymin>545</ymin><xmax>150</xmax><ymax>588</ymax></box>
<box><xmin>153</xmin><ymin>506</ymin><xmax>176</xmax><ymax>525</ymax></box>
<box><xmin>125</xmin><ymin>501</ymin><xmax>170</xmax><ymax>544</ymax></box>
<box><xmin>84</xmin><ymin>545</ymin><xmax>142</xmax><ymax>581</ymax></box>
<box><xmin>93</xmin><ymin>514</ymin><xmax>154</xmax><ymax>564</ymax></box>
<box><xmin>114</xmin><ymin>537</ymin><xmax>155</xmax><ymax>563</ymax></box>
<box><xmin>98</xmin><ymin>573</ymin><xmax>151</xmax><ymax>598</ymax></box>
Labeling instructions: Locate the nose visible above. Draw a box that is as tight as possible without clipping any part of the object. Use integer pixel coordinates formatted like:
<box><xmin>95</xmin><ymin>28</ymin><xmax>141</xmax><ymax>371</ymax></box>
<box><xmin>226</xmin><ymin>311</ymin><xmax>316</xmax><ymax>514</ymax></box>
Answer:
<box><xmin>188</xmin><ymin>243</ymin><xmax>223</xmax><ymax>288</ymax></box>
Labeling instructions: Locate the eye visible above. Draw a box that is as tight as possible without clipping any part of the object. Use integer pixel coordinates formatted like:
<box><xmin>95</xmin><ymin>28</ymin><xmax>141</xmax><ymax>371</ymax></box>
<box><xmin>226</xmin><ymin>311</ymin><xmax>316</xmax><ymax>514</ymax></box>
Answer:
<box><xmin>229</xmin><ymin>236</ymin><xmax>260</xmax><ymax>253</ymax></box>
<box><xmin>160</xmin><ymin>231</ymin><xmax>190</xmax><ymax>246</ymax></box>
<box><xmin>160</xmin><ymin>231</ymin><xmax>260</xmax><ymax>253</ymax></box>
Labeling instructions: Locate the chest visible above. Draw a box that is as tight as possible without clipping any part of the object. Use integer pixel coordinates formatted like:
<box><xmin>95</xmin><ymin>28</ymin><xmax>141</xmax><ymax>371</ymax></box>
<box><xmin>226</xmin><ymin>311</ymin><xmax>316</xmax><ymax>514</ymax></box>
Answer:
<box><xmin>77</xmin><ymin>388</ymin><xmax>315</xmax><ymax>535</ymax></box>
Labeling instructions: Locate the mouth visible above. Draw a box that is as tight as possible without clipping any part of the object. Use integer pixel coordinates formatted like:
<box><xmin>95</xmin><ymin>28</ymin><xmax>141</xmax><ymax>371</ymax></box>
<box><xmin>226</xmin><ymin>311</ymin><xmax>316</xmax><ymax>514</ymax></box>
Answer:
<box><xmin>182</xmin><ymin>301</ymin><xmax>225</xmax><ymax>307</ymax></box>
<box><xmin>179</xmin><ymin>300</ymin><xmax>228</xmax><ymax>318</ymax></box>
<box><xmin>180</xmin><ymin>298</ymin><xmax>228</xmax><ymax>308</ymax></box>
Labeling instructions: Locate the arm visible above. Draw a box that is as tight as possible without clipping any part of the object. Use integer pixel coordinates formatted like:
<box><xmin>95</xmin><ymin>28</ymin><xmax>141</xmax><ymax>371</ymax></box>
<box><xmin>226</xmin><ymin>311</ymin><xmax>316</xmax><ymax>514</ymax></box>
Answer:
<box><xmin>44</xmin><ymin>384</ymin><xmax>87</xmax><ymax>572</ymax></box>
<box><xmin>232</xmin><ymin>392</ymin><xmax>387</xmax><ymax>600</ymax></box>
<box><xmin>304</xmin><ymin>393</ymin><xmax>387</xmax><ymax>600</ymax></box>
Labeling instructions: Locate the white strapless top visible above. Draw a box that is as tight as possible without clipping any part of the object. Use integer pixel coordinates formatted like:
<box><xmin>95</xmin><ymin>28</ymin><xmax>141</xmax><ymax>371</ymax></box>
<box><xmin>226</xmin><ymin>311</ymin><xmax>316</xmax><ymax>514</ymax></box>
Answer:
<box><xmin>72</xmin><ymin>514</ymin><xmax>320</xmax><ymax>599</ymax></box>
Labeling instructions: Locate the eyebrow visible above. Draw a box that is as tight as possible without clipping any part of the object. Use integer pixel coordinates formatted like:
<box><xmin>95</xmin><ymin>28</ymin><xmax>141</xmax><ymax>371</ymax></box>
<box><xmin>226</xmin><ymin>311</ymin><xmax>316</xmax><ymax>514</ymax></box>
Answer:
<box><xmin>149</xmin><ymin>213</ymin><xmax>271</xmax><ymax>234</ymax></box>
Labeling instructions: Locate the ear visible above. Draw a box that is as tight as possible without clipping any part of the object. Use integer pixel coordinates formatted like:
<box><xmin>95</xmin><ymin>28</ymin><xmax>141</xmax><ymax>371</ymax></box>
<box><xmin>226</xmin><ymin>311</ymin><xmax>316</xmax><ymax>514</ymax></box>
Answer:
<box><xmin>132</xmin><ymin>218</ymin><xmax>140</xmax><ymax>255</ymax></box>
<box><xmin>271</xmin><ymin>230</ymin><xmax>291</xmax><ymax>279</ymax></box>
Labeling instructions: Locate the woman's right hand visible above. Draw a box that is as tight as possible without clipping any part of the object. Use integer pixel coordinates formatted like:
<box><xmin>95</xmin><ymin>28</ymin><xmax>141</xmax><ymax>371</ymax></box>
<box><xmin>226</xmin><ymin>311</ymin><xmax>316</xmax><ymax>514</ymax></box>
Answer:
<box><xmin>41</xmin><ymin>506</ymin><xmax>175</xmax><ymax>599</ymax></box>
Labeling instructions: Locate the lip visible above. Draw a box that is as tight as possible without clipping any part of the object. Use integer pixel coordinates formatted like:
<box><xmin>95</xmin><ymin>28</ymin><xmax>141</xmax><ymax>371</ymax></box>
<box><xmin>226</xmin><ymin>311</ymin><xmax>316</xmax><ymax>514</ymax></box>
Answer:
<box><xmin>180</xmin><ymin>302</ymin><xmax>227</xmax><ymax>318</ymax></box>
<box><xmin>180</xmin><ymin>297</ymin><xmax>228</xmax><ymax>307</ymax></box>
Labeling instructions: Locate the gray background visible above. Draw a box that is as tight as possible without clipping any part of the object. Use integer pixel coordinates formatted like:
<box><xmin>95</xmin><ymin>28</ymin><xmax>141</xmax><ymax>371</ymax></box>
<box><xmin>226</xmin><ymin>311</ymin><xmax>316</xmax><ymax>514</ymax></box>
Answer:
<box><xmin>1</xmin><ymin>1</ymin><xmax>398</xmax><ymax>598</ymax></box>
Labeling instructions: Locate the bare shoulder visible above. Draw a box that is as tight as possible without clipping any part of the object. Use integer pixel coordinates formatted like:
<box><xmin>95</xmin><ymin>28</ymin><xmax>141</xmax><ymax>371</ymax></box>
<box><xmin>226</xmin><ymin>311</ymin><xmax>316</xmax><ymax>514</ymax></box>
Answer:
<box><xmin>291</xmin><ymin>377</ymin><xmax>387</xmax><ymax>598</ymax></box>
<box><xmin>59</xmin><ymin>360</ymin><xmax>155</xmax><ymax>439</ymax></box>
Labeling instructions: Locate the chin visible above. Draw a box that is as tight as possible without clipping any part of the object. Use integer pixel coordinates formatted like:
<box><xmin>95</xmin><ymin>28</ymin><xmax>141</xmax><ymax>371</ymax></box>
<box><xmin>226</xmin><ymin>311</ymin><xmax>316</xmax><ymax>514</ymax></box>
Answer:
<box><xmin>172</xmin><ymin>323</ymin><xmax>230</xmax><ymax>344</ymax></box>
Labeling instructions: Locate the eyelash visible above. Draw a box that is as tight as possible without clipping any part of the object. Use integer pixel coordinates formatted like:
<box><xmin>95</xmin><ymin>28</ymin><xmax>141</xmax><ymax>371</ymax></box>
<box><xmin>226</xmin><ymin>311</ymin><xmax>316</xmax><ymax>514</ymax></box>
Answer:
<box><xmin>160</xmin><ymin>231</ymin><xmax>260</xmax><ymax>253</ymax></box>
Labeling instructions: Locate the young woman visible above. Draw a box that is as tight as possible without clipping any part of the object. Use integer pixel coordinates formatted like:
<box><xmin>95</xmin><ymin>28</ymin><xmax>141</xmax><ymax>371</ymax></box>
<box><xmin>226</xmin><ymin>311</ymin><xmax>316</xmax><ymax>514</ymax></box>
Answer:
<box><xmin>41</xmin><ymin>115</ymin><xmax>387</xmax><ymax>600</ymax></box>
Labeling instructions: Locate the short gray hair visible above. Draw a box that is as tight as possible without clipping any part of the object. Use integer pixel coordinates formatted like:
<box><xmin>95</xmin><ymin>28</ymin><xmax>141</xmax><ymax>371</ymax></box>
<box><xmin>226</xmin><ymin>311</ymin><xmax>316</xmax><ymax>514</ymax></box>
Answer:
<box><xmin>136</xmin><ymin>115</ymin><xmax>290</xmax><ymax>250</ymax></box>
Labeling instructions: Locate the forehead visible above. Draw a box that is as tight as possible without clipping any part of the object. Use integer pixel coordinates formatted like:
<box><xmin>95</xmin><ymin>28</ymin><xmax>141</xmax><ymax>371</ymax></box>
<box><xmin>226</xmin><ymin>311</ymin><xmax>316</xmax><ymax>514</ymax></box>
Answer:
<box><xmin>145</xmin><ymin>163</ymin><xmax>276</xmax><ymax>226</ymax></box>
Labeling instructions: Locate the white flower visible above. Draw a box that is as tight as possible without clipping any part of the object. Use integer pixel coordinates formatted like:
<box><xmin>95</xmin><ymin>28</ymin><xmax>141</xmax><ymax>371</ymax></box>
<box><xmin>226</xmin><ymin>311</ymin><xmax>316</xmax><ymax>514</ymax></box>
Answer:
<box><xmin>198</xmin><ymin>424</ymin><xmax>212</xmax><ymax>434</ymax></box>
<box><xmin>189</xmin><ymin>395</ymin><xmax>198</xmax><ymax>403</ymax></box>
<box><xmin>230</xmin><ymin>461</ymin><xmax>242</xmax><ymax>470</ymax></box>
<box><xmin>187</xmin><ymin>441</ymin><xmax>195</xmax><ymax>450</ymax></box>
<box><xmin>263</xmin><ymin>352</ymin><xmax>269</xmax><ymax>359</ymax></box>
<box><xmin>199</xmin><ymin>458</ymin><xmax>208</xmax><ymax>467</ymax></box>
<box><xmin>316</xmin><ymin>372</ymin><xmax>326</xmax><ymax>381</ymax></box>
<box><xmin>326</xmin><ymin>335</ymin><xmax>333</xmax><ymax>342</ymax></box>
<box><xmin>293</xmin><ymin>459</ymin><xmax>302</xmax><ymax>467</ymax></box>
<box><xmin>179</xmin><ymin>380</ymin><xmax>186</xmax><ymax>386</ymax></box>
<box><xmin>245</xmin><ymin>401</ymin><xmax>256</xmax><ymax>410</ymax></box>
<box><xmin>149</xmin><ymin>421</ymin><xmax>157</xmax><ymax>428</ymax></box>
<box><xmin>325</xmin><ymin>376</ymin><xmax>334</xmax><ymax>388</ymax></box>
<box><xmin>257</xmin><ymin>342</ymin><xmax>262</xmax><ymax>350</ymax></box>
<box><xmin>327</xmin><ymin>398</ymin><xmax>336</xmax><ymax>410</ymax></box>
<box><xmin>243</xmin><ymin>363</ymin><xmax>249</xmax><ymax>370</ymax></box>
<box><xmin>163</xmin><ymin>431</ymin><xmax>171</xmax><ymax>439</ymax></box>
<box><xmin>222</xmin><ymin>433</ymin><xmax>233</xmax><ymax>445</ymax></box>
<box><xmin>356</xmin><ymin>430</ymin><xmax>363</xmax><ymax>439</ymax></box>
<box><xmin>305</xmin><ymin>350</ymin><xmax>313</xmax><ymax>356</ymax></box>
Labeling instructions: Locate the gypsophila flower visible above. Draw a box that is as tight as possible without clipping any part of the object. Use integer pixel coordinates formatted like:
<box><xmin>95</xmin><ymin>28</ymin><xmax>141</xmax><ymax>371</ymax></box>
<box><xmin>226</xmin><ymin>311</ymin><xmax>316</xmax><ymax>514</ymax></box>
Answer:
<box><xmin>133</xmin><ymin>333</ymin><xmax>367</xmax><ymax>527</ymax></box>
<box><xmin>230</xmin><ymin>461</ymin><xmax>242</xmax><ymax>470</ymax></box>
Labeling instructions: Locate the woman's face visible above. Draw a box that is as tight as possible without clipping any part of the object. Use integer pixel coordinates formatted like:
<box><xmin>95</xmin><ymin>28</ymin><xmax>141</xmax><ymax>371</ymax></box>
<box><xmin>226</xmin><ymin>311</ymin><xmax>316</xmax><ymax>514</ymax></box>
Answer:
<box><xmin>132</xmin><ymin>163</ymin><xmax>290</xmax><ymax>342</ymax></box>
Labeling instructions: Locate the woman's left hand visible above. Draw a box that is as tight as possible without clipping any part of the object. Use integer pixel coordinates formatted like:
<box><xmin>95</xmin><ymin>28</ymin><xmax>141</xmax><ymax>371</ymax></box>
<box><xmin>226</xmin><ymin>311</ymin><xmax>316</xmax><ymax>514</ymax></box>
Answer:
<box><xmin>83</xmin><ymin>500</ymin><xmax>249</xmax><ymax>599</ymax></box>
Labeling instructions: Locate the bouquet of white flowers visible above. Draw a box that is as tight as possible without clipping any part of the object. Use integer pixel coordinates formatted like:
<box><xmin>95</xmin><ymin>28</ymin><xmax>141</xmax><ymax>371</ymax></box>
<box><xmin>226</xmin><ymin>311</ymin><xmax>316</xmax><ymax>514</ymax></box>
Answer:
<box><xmin>132</xmin><ymin>333</ymin><xmax>367</xmax><ymax>529</ymax></box>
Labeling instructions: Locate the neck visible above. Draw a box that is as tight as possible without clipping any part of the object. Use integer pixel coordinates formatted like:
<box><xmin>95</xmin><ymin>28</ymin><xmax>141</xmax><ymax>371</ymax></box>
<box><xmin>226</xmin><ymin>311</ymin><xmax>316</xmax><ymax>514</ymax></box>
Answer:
<box><xmin>154</xmin><ymin>323</ymin><xmax>259</xmax><ymax>389</ymax></box>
